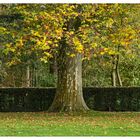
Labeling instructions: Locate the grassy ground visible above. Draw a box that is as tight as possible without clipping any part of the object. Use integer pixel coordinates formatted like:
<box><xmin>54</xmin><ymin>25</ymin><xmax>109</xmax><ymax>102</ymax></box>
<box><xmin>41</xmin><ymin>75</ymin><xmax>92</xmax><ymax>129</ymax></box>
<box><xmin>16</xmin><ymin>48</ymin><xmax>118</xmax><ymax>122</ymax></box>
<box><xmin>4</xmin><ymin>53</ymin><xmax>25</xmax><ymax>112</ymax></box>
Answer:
<box><xmin>0</xmin><ymin>111</ymin><xmax>140</xmax><ymax>136</ymax></box>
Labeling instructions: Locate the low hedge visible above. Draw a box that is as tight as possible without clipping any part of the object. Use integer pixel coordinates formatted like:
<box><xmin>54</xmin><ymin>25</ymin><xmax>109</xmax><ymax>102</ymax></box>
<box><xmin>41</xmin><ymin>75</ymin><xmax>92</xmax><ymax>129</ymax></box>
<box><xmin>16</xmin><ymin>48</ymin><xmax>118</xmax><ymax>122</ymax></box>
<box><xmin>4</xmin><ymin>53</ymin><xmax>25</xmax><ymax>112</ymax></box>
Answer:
<box><xmin>0</xmin><ymin>88</ymin><xmax>55</xmax><ymax>112</ymax></box>
<box><xmin>84</xmin><ymin>87</ymin><xmax>140</xmax><ymax>111</ymax></box>
<box><xmin>0</xmin><ymin>87</ymin><xmax>140</xmax><ymax>112</ymax></box>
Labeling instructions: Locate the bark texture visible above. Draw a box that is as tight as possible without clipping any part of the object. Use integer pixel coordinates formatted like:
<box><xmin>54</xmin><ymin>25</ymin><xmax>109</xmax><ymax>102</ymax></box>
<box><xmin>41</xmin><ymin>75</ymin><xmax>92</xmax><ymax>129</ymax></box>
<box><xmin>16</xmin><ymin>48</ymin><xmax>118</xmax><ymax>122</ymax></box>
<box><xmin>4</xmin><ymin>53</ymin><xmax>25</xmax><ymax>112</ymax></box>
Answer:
<box><xmin>111</xmin><ymin>46</ymin><xmax>122</xmax><ymax>87</ymax></box>
<box><xmin>26</xmin><ymin>65</ymin><xmax>30</xmax><ymax>87</ymax></box>
<box><xmin>48</xmin><ymin>39</ymin><xmax>89</xmax><ymax>112</ymax></box>
<box><xmin>112</xmin><ymin>56</ymin><xmax>116</xmax><ymax>87</ymax></box>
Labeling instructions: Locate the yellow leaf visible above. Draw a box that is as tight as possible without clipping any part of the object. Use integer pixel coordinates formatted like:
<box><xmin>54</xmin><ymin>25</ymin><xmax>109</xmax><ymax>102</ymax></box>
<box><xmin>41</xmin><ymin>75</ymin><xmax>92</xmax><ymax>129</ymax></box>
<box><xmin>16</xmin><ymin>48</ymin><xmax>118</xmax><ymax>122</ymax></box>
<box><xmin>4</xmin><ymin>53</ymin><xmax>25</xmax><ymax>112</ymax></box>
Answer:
<box><xmin>93</xmin><ymin>54</ymin><xmax>97</xmax><ymax>57</ymax></box>
<box><xmin>40</xmin><ymin>58</ymin><xmax>48</xmax><ymax>63</ymax></box>
<box><xmin>42</xmin><ymin>45</ymin><xmax>50</xmax><ymax>50</ymax></box>
<box><xmin>69</xmin><ymin>31</ymin><xmax>74</xmax><ymax>35</ymax></box>
<box><xmin>104</xmin><ymin>48</ymin><xmax>109</xmax><ymax>51</ymax></box>
<box><xmin>100</xmin><ymin>52</ymin><xmax>105</xmax><ymax>55</ymax></box>
<box><xmin>70</xmin><ymin>54</ymin><xmax>75</xmax><ymax>57</ymax></box>
<box><xmin>106</xmin><ymin>18</ymin><xmax>114</xmax><ymax>28</ymax></box>
<box><xmin>0</xmin><ymin>27</ymin><xmax>7</xmax><ymax>33</ymax></box>
<box><xmin>108</xmin><ymin>50</ymin><xmax>115</xmax><ymax>55</ymax></box>
<box><xmin>76</xmin><ymin>45</ymin><xmax>83</xmax><ymax>52</ymax></box>
<box><xmin>63</xmin><ymin>27</ymin><xmax>67</xmax><ymax>30</ymax></box>
<box><xmin>73</xmin><ymin>37</ymin><xmax>84</xmax><ymax>53</ymax></box>
<box><xmin>47</xmin><ymin>41</ymin><xmax>52</xmax><ymax>44</ymax></box>
<box><xmin>44</xmin><ymin>52</ymin><xmax>52</xmax><ymax>58</ymax></box>
<box><xmin>91</xmin><ymin>43</ymin><xmax>97</xmax><ymax>48</ymax></box>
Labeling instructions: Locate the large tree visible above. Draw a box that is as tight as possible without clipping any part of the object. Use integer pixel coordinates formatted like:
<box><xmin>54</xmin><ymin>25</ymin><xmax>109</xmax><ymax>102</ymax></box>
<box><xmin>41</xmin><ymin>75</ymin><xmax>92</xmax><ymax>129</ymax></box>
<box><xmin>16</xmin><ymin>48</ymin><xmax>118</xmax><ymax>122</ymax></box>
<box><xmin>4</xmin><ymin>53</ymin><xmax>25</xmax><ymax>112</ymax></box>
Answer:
<box><xmin>1</xmin><ymin>4</ymin><xmax>139</xmax><ymax>112</ymax></box>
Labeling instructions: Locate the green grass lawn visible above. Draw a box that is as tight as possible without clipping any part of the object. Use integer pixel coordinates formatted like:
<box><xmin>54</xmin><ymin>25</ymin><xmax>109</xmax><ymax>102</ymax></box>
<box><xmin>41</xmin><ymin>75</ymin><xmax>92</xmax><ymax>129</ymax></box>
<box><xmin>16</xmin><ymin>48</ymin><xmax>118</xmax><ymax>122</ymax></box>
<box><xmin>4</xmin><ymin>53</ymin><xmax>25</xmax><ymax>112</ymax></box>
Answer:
<box><xmin>0</xmin><ymin>111</ymin><xmax>140</xmax><ymax>136</ymax></box>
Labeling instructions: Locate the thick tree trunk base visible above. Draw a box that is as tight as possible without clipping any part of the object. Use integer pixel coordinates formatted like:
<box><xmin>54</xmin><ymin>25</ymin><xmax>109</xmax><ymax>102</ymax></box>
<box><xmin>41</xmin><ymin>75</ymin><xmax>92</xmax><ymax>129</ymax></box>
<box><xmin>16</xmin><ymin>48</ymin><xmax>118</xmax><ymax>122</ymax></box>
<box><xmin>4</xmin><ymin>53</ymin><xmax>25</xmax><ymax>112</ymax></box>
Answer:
<box><xmin>48</xmin><ymin>92</ymin><xmax>89</xmax><ymax>112</ymax></box>
<box><xmin>48</xmin><ymin>40</ymin><xmax>89</xmax><ymax>112</ymax></box>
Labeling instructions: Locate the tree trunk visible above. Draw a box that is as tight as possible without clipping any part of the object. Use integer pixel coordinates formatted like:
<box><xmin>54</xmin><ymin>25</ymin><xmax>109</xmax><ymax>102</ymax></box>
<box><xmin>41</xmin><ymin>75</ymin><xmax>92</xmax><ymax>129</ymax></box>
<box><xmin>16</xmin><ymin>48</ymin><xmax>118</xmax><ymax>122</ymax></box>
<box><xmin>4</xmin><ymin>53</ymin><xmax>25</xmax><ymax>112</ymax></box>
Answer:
<box><xmin>111</xmin><ymin>56</ymin><xmax>116</xmax><ymax>87</ymax></box>
<box><xmin>116</xmin><ymin>69</ymin><xmax>122</xmax><ymax>86</ymax></box>
<box><xmin>34</xmin><ymin>68</ymin><xmax>38</xmax><ymax>87</ymax></box>
<box><xmin>48</xmin><ymin>39</ymin><xmax>89</xmax><ymax>112</ymax></box>
<box><xmin>116</xmin><ymin>46</ymin><xmax>123</xmax><ymax>87</ymax></box>
<box><xmin>26</xmin><ymin>65</ymin><xmax>30</xmax><ymax>87</ymax></box>
<box><xmin>111</xmin><ymin>45</ymin><xmax>123</xmax><ymax>87</ymax></box>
